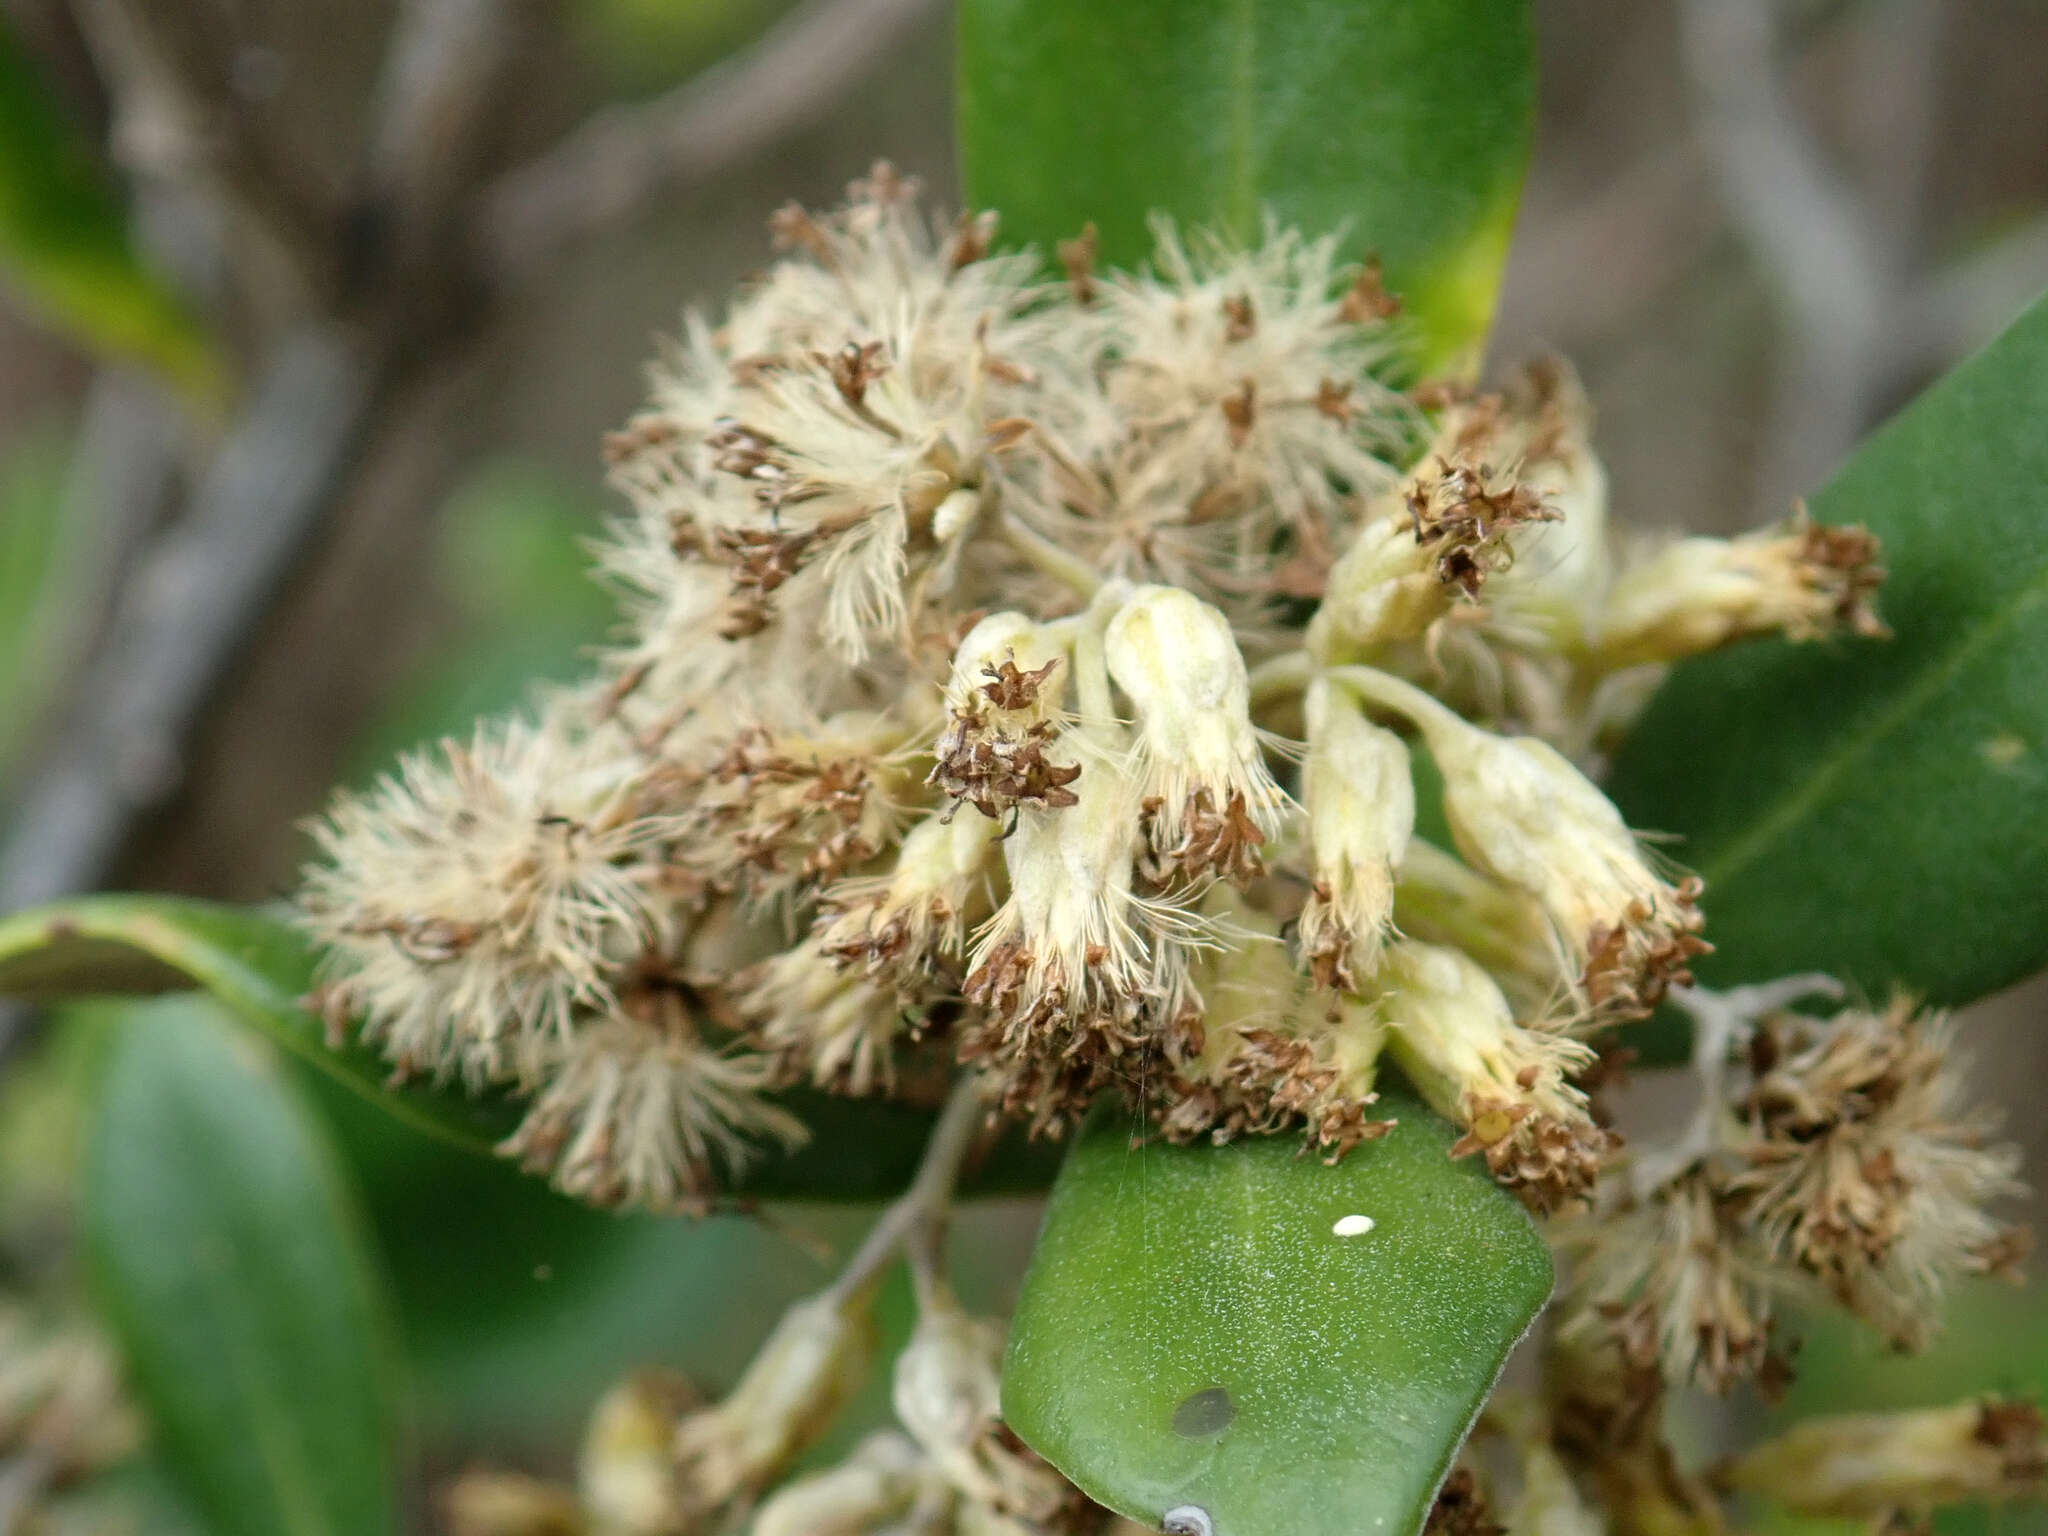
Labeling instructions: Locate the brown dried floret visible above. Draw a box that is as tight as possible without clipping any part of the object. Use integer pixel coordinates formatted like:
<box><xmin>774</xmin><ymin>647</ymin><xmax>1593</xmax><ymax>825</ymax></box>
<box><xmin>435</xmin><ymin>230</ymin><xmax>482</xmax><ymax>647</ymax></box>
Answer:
<box><xmin>1407</xmin><ymin>456</ymin><xmax>1562</xmax><ymax>599</ymax></box>
<box><xmin>928</xmin><ymin>658</ymin><xmax>1082</xmax><ymax>822</ymax></box>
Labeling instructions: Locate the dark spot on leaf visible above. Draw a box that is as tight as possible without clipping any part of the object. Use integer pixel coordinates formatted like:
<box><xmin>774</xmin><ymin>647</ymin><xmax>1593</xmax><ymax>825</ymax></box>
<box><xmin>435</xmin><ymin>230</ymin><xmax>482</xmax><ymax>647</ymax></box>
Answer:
<box><xmin>1172</xmin><ymin>1386</ymin><xmax>1235</xmax><ymax>1438</ymax></box>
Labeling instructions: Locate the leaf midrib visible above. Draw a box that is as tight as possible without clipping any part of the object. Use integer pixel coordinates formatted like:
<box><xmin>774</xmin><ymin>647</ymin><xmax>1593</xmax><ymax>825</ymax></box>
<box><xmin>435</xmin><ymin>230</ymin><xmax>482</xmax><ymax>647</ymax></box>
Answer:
<box><xmin>1700</xmin><ymin>559</ymin><xmax>2048</xmax><ymax>891</ymax></box>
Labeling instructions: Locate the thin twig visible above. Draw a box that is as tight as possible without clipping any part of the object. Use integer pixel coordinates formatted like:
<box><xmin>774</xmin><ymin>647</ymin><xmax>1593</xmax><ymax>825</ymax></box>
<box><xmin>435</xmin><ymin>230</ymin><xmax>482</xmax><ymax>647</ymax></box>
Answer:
<box><xmin>73</xmin><ymin>0</ymin><xmax>334</xmax><ymax>293</ymax></box>
<box><xmin>478</xmin><ymin>0</ymin><xmax>942</xmax><ymax>287</ymax></box>
<box><xmin>361</xmin><ymin>0</ymin><xmax>539</xmax><ymax>287</ymax></box>
<box><xmin>824</xmin><ymin>1075</ymin><xmax>989</xmax><ymax>1308</ymax></box>
<box><xmin>1675</xmin><ymin>0</ymin><xmax>1930</xmax><ymax>512</ymax></box>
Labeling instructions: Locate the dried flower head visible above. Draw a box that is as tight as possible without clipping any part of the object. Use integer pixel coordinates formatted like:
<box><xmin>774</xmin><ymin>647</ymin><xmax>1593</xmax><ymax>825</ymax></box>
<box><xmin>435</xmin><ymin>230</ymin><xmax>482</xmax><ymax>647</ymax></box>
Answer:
<box><xmin>1377</xmin><ymin>941</ymin><xmax>1613</xmax><ymax>1212</ymax></box>
<box><xmin>673</xmin><ymin>1289</ymin><xmax>874</xmax><ymax>1511</ymax></box>
<box><xmin>299</xmin><ymin>714</ymin><xmax>677</xmax><ymax>1085</ymax></box>
<box><xmin>1597</xmin><ymin>507</ymin><xmax>1888</xmax><ymax>671</ymax></box>
<box><xmin>1730</xmin><ymin>1000</ymin><xmax>2028</xmax><ymax>1345</ymax></box>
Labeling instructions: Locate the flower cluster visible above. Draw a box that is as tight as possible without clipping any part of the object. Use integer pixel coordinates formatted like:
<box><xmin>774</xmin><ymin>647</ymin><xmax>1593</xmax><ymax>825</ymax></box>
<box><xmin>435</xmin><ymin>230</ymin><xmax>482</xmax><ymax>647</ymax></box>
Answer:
<box><xmin>1556</xmin><ymin>991</ymin><xmax>2028</xmax><ymax>1400</ymax></box>
<box><xmin>305</xmin><ymin>165</ymin><xmax>1911</xmax><ymax>1221</ymax></box>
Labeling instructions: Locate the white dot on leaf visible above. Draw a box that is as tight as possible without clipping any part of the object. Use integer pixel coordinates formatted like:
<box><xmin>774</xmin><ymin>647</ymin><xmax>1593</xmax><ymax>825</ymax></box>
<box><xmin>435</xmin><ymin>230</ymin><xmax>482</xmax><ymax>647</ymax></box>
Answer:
<box><xmin>1331</xmin><ymin>1213</ymin><xmax>1376</xmax><ymax>1237</ymax></box>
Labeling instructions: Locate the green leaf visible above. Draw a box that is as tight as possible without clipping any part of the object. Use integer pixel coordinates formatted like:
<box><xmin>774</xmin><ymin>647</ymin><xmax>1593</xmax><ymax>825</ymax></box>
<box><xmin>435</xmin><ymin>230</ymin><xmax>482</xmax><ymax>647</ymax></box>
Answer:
<box><xmin>1002</xmin><ymin>1089</ymin><xmax>1553</xmax><ymax>1536</ymax></box>
<box><xmin>0</xmin><ymin>894</ymin><xmax>1061</xmax><ymax>1200</ymax></box>
<box><xmin>956</xmin><ymin>0</ymin><xmax>1536</xmax><ymax>376</ymax></box>
<box><xmin>0</xmin><ymin>22</ymin><xmax>219</xmax><ymax>399</ymax></box>
<box><xmin>1607</xmin><ymin>293</ymin><xmax>2048</xmax><ymax>1012</ymax></box>
<box><xmin>0</xmin><ymin>894</ymin><xmax>519</xmax><ymax>1153</ymax></box>
<box><xmin>83</xmin><ymin>996</ymin><xmax>401</xmax><ymax>1536</ymax></box>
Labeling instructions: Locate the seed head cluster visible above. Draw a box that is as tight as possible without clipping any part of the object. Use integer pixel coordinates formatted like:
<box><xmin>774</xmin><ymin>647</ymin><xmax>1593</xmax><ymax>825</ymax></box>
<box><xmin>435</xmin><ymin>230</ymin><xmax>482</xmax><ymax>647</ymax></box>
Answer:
<box><xmin>300</xmin><ymin>166</ymin><xmax>1973</xmax><ymax>1246</ymax></box>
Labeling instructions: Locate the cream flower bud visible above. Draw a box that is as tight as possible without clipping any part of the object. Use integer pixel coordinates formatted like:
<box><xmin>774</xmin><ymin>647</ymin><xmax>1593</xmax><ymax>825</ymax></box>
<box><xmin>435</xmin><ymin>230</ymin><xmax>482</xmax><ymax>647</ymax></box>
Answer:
<box><xmin>579</xmin><ymin>1372</ymin><xmax>694</xmax><ymax>1534</ymax></box>
<box><xmin>441</xmin><ymin>1471</ymin><xmax>586</xmax><ymax>1536</ymax></box>
<box><xmin>1482</xmin><ymin>361</ymin><xmax>1612</xmax><ymax>654</ymax></box>
<box><xmin>1306</xmin><ymin>514</ymin><xmax>1452</xmax><ymax>661</ymax></box>
<box><xmin>818</xmin><ymin>810</ymin><xmax>1003</xmax><ymax>980</ymax></box>
<box><xmin>1307</xmin><ymin>399</ymin><xmax>1559</xmax><ymax>662</ymax></box>
<box><xmin>929</xmin><ymin>612</ymin><xmax>1078</xmax><ymax>821</ymax></box>
<box><xmin>1105</xmin><ymin>584</ymin><xmax>1286</xmax><ymax>883</ymax></box>
<box><xmin>1718</xmin><ymin>1399</ymin><xmax>2046</xmax><ymax>1516</ymax></box>
<box><xmin>1377</xmin><ymin>940</ymin><xmax>1610</xmax><ymax>1211</ymax></box>
<box><xmin>1298</xmin><ymin>679</ymin><xmax>1413</xmax><ymax>990</ymax></box>
<box><xmin>891</xmin><ymin>1290</ymin><xmax>1069</xmax><ymax>1521</ymax></box>
<box><xmin>674</xmin><ymin>1289</ymin><xmax>875</xmax><ymax>1508</ymax></box>
<box><xmin>1164</xmin><ymin>893</ymin><xmax>1393</xmax><ymax>1160</ymax></box>
<box><xmin>965</xmin><ymin>722</ymin><xmax>1150</xmax><ymax>1042</ymax></box>
<box><xmin>748</xmin><ymin>1431</ymin><xmax>932</xmax><ymax>1536</ymax></box>
<box><xmin>1595</xmin><ymin>510</ymin><xmax>1886</xmax><ymax>671</ymax></box>
<box><xmin>1391</xmin><ymin>840</ymin><xmax>1563</xmax><ymax>1019</ymax></box>
<box><xmin>1351</xmin><ymin>669</ymin><xmax>1705</xmax><ymax>1016</ymax></box>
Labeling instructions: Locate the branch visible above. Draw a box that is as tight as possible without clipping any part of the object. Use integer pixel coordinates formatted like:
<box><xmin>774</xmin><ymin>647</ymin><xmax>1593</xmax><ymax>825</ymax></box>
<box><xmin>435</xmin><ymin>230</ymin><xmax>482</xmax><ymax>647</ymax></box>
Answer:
<box><xmin>1676</xmin><ymin>0</ymin><xmax>1896</xmax><ymax>512</ymax></box>
<box><xmin>361</xmin><ymin>0</ymin><xmax>540</xmax><ymax>286</ymax></box>
<box><xmin>477</xmin><ymin>0</ymin><xmax>941</xmax><ymax>287</ymax></box>
<box><xmin>824</xmin><ymin>1075</ymin><xmax>989</xmax><ymax>1308</ymax></box>
<box><xmin>72</xmin><ymin>0</ymin><xmax>335</xmax><ymax>292</ymax></box>
<box><xmin>0</xmin><ymin>329</ymin><xmax>380</xmax><ymax>914</ymax></box>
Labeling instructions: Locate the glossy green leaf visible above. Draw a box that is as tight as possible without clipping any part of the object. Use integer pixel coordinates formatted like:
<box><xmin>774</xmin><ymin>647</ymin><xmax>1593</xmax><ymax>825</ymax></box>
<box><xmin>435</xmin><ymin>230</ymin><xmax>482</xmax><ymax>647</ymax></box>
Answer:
<box><xmin>1002</xmin><ymin>1089</ymin><xmax>1553</xmax><ymax>1536</ymax></box>
<box><xmin>957</xmin><ymin>0</ymin><xmax>1536</xmax><ymax>376</ymax></box>
<box><xmin>0</xmin><ymin>894</ymin><xmax>1060</xmax><ymax>1199</ymax></box>
<box><xmin>1608</xmin><ymin>293</ymin><xmax>2048</xmax><ymax>1012</ymax></box>
<box><xmin>83</xmin><ymin>996</ymin><xmax>401</xmax><ymax>1536</ymax></box>
<box><xmin>0</xmin><ymin>22</ymin><xmax>219</xmax><ymax>398</ymax></box>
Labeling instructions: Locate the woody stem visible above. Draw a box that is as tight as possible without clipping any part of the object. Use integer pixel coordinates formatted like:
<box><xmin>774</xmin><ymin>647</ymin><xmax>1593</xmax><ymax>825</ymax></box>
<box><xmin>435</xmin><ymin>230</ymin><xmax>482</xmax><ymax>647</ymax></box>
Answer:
<box><xmin>823</xmin><ymin>1073</ymin><xmax>988</xmax><ymax>1307</ymax></box>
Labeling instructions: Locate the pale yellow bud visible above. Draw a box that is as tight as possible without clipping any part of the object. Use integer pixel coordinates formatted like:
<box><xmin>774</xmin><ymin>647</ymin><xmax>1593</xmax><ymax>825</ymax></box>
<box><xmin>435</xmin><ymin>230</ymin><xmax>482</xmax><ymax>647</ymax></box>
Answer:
<box><xmin>1391</xmin><ymin>840</ymin><xmax>1562</xmax><ymax>1019</ymax></box>
<box><xmin>1487</xmin><ymin>362</ymin><xmax>1612</xmax><ymax>653</ymax></box>
<box><xmin>579</xmin><ymin>1372</ymin><xmax>693</xmax><ymax>1534</ymax></box>
<box><xmin>442</xmin><ymin>1471</ymin><xmax>586</xmax><ymax>1536</ymax></box>
<box><xmin>967</xmin><ymin>719</ymin><xmax>1152</xmax><ymax>1035</ymax></box>
<box><xmin>891</xmin><ymin>1289</ymin><xmax>1069</xmax><ymax>1521</ymax></box>
<box><xmin>943</xmin><ymin>612</ymin><xmax>1069</xmax><ymax>721</ymax></box>
<box><xmin>1349</xmin><ymin>668</ymin><xmax>1703</xmax><ymax>1016</ymax></box>
<box><xmin>674</xmin><ymin>1290</ymin><xmax>874</xmax><ymax>1509</ymax></box>
<box><xmin>1718</xmin><ymin>1399</ymin><xmax>2045</xmax><ymax>1516</ymax></box>
<box><xmin>1105</xmin><ymin>585</ymin><xmax>1286</xmax><ymax>883</ymax></box>
<box><xmin>1377</xmin><ymin>940</ymin><xmax>1608</xmax><ymax>1211</ymax></box>
<box><xmin>1306</xmin><ymin>514</ymin><xmax>1448</xmax><ymax>661</ymax></box>
<box><xmin>1595</xmin><ymin>512</ymin><xmax>1886</xmax><ymax>671</ymax></box>
<box><xmin>1298</xmin><ymin>680</ymin><xmax>1414</xmax><ymax>990</ymax></box>
<box><xmin>748</xmin><ymin>1431</ymin><xmax>931</xmax><ymax>1536</ymax></box>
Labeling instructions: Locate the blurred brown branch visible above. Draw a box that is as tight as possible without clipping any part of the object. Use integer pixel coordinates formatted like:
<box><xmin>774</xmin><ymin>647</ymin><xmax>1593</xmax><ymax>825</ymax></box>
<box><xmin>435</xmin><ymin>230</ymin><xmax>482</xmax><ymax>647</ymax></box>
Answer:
<box><xmin>481</xmin><ymin>0</ymin><xmax>942</xmax><ymax>286</ymax></box>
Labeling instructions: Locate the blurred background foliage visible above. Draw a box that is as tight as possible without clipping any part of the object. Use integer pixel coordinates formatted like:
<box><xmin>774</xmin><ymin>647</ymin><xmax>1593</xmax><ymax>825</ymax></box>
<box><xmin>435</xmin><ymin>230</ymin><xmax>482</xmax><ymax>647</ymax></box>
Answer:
<box><xmin>0</xmin><ymin>0</ymin><xmax>2043</xmax><ymax>1530</ymax></box>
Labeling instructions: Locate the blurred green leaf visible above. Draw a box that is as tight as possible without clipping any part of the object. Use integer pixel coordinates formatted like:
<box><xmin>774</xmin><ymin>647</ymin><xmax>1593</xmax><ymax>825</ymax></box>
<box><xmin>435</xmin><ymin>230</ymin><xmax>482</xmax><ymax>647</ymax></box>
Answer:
<box><xmin>0</xmin><ymin>426</ymin><xmax>67</xmax><ymax>777</ymax></box>
<box><xmin>0</xmin><ymin>23</ymin><xmax>218</xmax><ymax>398</ymax></box>
<box><xmin>0</xmin><ymin>893</ymin><xmax>521</xmax><ymax>1153</ymax></box>
<box><xmin>956</xmin><ymin>0</ymin><xmax>1536</xmax><ymax>376</ymax></box>
<box><xmin>83</xmin><ymin>996</ymin><xmax>401</xmax><ymax>1536</ymax></box>
<box><xmin>1002</xmin><ymin>1089</ymin><xmax>1553</xmax><ymax>1536</ymax></box>
<box><xmin>0</xmin><ymin>894</ymin><xmax>1061</xmax><ymax>1200</ymax></box>
<box><xmin>1608</xmin><ymin>293</ymin><xmax>2048</xmax><ymax>1011</ymax></box>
